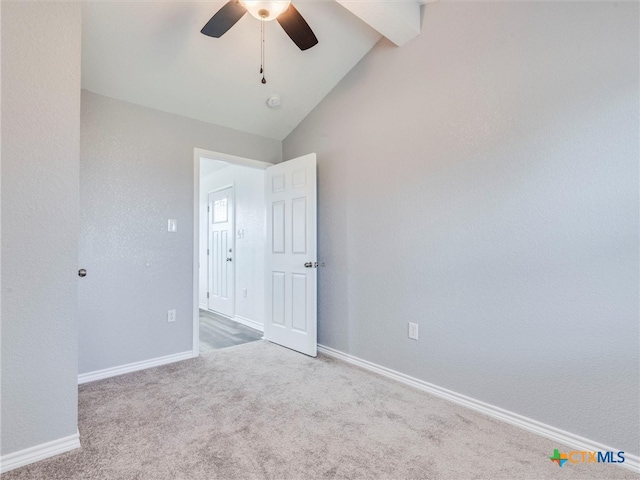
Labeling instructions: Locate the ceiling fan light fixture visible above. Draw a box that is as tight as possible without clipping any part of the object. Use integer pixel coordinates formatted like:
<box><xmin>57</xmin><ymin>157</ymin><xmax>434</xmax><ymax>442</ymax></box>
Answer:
<box><xmin>241</xmin><ymin>0</ymin><xmax>291</xmax><ymax>21</ymax></box>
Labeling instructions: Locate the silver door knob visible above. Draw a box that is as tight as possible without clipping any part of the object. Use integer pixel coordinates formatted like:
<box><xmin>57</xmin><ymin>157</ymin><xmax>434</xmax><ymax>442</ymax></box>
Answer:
<box><xmin>78</xmin><ymin>269</ymin><xmax>87</xmax><ymax>277</ymax></box>
<box><xmin>304</xmin><ymin>262</ymin><xmax>313</xmax><ymax>268</ymax></box>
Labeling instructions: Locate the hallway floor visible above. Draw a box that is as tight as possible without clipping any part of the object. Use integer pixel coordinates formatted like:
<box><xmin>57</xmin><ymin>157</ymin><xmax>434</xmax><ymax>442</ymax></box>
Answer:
<box><xmin>199</xmin><ymin>309</ymin><xmax>262</xmax><ymax>353</ymax></box>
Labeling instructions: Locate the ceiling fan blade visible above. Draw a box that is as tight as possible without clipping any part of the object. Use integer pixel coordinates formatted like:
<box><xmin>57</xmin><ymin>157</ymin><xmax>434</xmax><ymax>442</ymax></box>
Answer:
<box><xmin>201</xmin><ymin>1</ymin><xmax>247</xmax><ymax>38</ymax></box>
<box><xmin>276</xmin><ymin>4</ymin><xmax>318</xmax><ymax>51</ymax></box>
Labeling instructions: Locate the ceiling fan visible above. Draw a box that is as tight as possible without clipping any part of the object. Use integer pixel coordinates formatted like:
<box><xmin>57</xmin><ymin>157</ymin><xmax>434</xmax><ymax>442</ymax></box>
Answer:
<box><xmin>201</xmin><ymin>0</ymin><xmax>318</xmax><ymax>51</ymax></box>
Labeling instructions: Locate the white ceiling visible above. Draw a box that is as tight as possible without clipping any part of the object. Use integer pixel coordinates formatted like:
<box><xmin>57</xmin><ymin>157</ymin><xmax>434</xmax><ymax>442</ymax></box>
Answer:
<box><xmin>82</xmin><ymin>1</ymin><xmax>387</xmax><ymax>140</ymax></box>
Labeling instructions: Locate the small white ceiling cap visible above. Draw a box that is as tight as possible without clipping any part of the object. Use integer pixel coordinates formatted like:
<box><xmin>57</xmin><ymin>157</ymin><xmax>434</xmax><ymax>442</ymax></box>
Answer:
<box><xmin>267</xmin><ymin>95</ymin><xmax>281</xmax><ymax>108</ymax></box>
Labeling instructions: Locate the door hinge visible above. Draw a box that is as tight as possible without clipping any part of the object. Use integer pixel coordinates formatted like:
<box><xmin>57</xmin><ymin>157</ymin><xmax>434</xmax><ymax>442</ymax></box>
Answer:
<box><xmin>207</xmin><ymin>249</ymin><xmax>209</xmax><ymax>255</ymax></box>
<box><xmin>207</xmin><ymin>292</ymin><xmax>209</xmax><ymax>299</ymax></box>
<box><xmin>207</xmin><ymin>205</ymin><xmax>210</xmax><ymax>213</ymax></box>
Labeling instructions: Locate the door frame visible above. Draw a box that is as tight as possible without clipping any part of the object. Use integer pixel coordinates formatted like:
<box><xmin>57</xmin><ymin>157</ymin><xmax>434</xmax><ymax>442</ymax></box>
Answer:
<box><xmin>192</xmin><ymin>148</ymin><xmax>273</xmax><ymax>357</ymax></box>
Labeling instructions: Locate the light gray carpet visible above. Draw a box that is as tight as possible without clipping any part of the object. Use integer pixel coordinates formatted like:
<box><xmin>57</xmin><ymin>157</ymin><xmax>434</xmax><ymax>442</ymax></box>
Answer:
<box><xmin>3</xmin><ymin>341</ymin><xmax>638</xmax><ymax>479</ymax></box>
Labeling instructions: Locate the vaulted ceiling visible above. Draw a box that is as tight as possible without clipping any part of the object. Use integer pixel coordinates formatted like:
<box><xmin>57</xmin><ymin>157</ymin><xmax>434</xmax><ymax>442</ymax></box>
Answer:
<box><xmin>82</xmin><ymin>1</ymin><xmax>423</xmax><ymax>141</ymax></box>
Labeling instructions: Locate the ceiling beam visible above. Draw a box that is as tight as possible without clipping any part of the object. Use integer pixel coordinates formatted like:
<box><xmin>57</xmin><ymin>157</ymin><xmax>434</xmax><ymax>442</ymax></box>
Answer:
<box><xmin>335</xmin><ymin>0</ymin><xmax>422</xmax><ymax>47</ymax></box>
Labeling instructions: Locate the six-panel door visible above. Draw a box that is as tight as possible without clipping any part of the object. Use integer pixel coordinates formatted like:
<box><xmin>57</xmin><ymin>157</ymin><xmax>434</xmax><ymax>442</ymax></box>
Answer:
<box><xmin>264</xmin><ymin>154</ymin><xmax>317</xmax><ymax>357</ymax></box>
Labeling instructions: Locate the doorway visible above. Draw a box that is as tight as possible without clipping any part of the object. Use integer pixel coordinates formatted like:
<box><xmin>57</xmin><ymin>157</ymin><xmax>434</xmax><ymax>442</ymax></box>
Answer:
<box><xmin>193</xmin><ymin>148</ymin><xmax>319</xmax><ymax>358</ymax></box>
<box><xmin>193</xmin><ymin>149</ymin><xmax>272</xmax><ymax>356</ymax></box>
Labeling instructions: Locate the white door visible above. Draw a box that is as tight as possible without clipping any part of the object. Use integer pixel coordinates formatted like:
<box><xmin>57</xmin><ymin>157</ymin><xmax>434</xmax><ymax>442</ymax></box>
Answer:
<box><xmin>264</xmin><ymin>153</ymin><xmax>317</xmax><ymax>357</ymax></box>
<box><xmin>208</xmin><ymin>186</ymin><xmax>234</xmax><ymax>317</ymax></box>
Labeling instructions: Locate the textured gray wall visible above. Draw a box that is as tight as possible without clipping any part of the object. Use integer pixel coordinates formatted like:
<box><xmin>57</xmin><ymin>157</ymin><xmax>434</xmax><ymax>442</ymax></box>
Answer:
<box><xmin>284</xmin><ymin>2</ymin><xmax>639</xmax><ymax>454</ymax></box>
<box><xmin>1</xmin><ymin>2</ymin><xmax>81</xmax><ymax>455</ymax></box>
<box><xmin>79</xmin><ymin>92</ymin><xmax>281</xmax><ymax>374</ymax></box>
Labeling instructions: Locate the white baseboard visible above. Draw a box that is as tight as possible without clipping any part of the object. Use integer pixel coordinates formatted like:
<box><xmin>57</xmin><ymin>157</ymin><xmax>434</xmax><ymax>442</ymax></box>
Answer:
<box><xmin>0</xmin><ymin>430</ymin><xmax>80</xmax><ymax>474</ymax></box>
<box><xmin>317</xmin><ymin>344</ymin><xmax>639</xmax><ymax>474</ymax></box>
<box><xmin>78</xmin><ymin>351</ymin><xmax>196</xmax><ymax>385</ymax></box>
<box><xmin>198</xmin><ymin>303</ymin><xmax>207</xmax><ymax>310</ymax></box>
<box><xmin>234</xmin><ymin>315</ymin><xmax>264</xmax><ymax>332</ymax></box>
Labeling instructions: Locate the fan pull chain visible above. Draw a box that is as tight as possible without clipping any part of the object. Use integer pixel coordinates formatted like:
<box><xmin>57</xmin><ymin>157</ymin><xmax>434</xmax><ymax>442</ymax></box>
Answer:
<box><xmin>260</xmin><ymin>18</ymin><xmax>266</xmax><ymax>84</ymax></box>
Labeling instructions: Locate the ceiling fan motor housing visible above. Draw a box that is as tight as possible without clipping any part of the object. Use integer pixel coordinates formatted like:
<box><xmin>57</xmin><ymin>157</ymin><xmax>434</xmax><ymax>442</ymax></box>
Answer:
<box><xmin>242</xmin><ymin>0</ymin><xmax>291</xmax><ymax>21</ymax></box>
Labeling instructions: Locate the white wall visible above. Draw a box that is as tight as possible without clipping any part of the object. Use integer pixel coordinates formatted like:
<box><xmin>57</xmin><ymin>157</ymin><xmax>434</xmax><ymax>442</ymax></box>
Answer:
<box><xmin>79</xmin><ymin>91</ymin><xmax>280</xmax><ymax>374</ymax></box>
<box><xmin>199</xmin><ymin>162</ymin><xmax>266</xmax><ymax>327</ymax></box>
<box><xmin>284</xmin><ymin>2</ymin><xmax>639</xmax><ymax>455</ymax></box>
<box><xmin>1</xmin><ymin>2</ymin><xmax>81</xmax><ymax>456</ymax></box>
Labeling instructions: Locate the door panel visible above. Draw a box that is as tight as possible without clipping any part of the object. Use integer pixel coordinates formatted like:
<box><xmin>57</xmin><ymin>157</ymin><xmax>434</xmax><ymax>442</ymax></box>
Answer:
<box><xmin>264</xmin><ymin>153</ymin><xmax>317</xmax><ymax>357</ymax></box>
<box><xmin>272</xmin><ymin>201</ymin><xmax>285</xmax><ymax>253</ymax></box>
<box><xmin>292</xmin><ymin>198</ymin><xmax>307</xmax><ymax>254</ymax></box>
<box><xmin>291</xmin><ymin>274</ymin><xmax>307</xmax><ymax>332</ymax></box>
<box><xmin>272</xmin><ymin>271</ymin><xmax>286</xmax><ymax>326</ymax></box>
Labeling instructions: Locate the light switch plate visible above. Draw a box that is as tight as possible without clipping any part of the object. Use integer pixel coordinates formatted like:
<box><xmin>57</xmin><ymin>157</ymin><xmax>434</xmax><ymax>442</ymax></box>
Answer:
<box><xmin>408</xmin><ymin>322</ymin><xmax>419</xmax><ymax>340</ymax></box>
<box><xmin>168</xmin><ymin>219</ymin><xmax>177</xmax><ymax>232</ymax></box>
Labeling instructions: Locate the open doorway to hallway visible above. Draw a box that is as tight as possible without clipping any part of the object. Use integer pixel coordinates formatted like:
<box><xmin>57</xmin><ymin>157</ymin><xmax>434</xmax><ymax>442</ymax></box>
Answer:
<box><xmin>195</xmin><ymin>151</ymin><xmax>271</xmax><ymax>353</ymax></box>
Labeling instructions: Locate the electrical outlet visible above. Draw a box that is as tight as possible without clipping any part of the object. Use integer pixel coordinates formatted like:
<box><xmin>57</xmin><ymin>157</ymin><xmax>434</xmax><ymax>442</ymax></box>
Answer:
<box><xmin>408</xmin><ymin>322</ymin><xmax>419</xmax><ymax>340</ymax></box>
<box><xmin>167</xmin><ymin>309</ymin><xmax>176</xmax><ymax>323</ymax></box>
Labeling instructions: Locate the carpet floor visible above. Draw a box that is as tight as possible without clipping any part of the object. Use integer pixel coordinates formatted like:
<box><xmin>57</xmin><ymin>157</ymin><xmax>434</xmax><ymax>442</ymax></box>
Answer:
<box><xmin>3</xmin><ymin>341</ymin><xmax>638</xmax><ymax>480</ymax></box>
